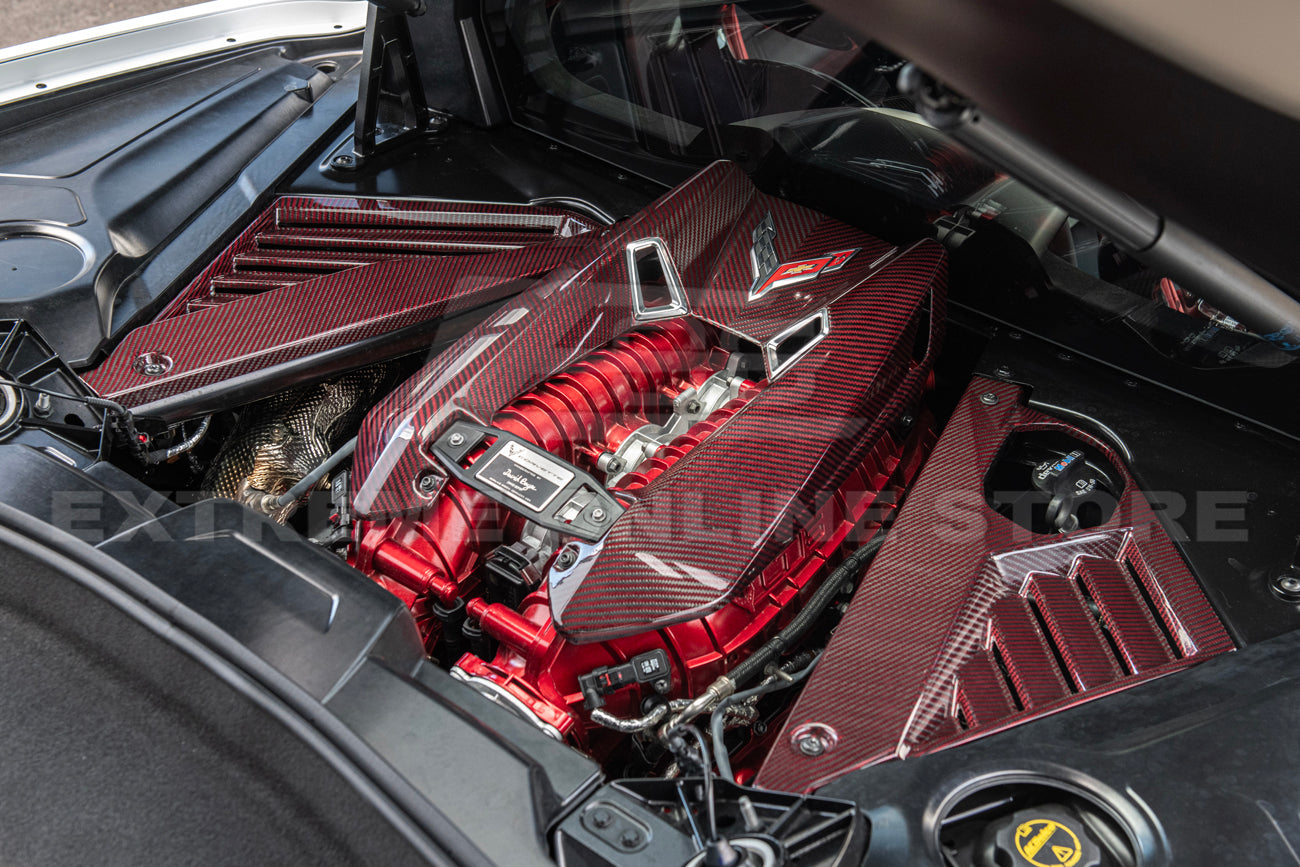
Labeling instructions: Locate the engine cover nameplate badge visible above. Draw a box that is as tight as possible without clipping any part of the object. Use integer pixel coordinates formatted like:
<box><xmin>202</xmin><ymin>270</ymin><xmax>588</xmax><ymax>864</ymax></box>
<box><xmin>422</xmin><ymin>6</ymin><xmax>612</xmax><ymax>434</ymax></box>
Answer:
<box><xmin>477</xmin><ymin>440</ymin><xmax>575</xmax><ymax>512</ymax></box>
<box><xmin>431</xmin><ymin>421</ymin><xmax>624</xmax><ymax>542</ymax></box>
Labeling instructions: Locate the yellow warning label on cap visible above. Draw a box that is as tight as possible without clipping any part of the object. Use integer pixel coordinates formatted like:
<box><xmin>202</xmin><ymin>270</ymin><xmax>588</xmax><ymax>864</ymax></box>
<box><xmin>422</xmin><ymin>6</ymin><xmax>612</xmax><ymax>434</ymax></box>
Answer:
<box><xmin>1014</xmin><ymin>818</ymin><xmax>1082</xmax><ymax>867</ymax></box>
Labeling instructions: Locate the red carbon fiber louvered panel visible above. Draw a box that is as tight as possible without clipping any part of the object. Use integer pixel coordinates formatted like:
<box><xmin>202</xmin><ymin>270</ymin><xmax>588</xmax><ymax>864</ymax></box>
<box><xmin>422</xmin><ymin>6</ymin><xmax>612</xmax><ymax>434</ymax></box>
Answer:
<box><xmin>954</xmin><ymin>653</ymin><xmax>1017</xmax><ymax>727</ymax></box>
<box><xmin>986</xmin><ymin>596</ymin><xmax>1070</xmax><ymax>709</ymax></box>
<box><xmin>84</xmin><ymin>196</ymin><xmax>597</xmax><ymax>409</ymax></box>
<box><xmin>754</xmin><ymin>379</ymin><xmax>1234</xmax><ymax>793</ymax></box>
<box><xmin>84</xmin><ymin>243</ymin><xmax>589</xmax><ymax>408</ymax></box>
<box><xmin>159</xmin><ymin>196</ymin><xmax>595</xmax><ymax>319</ymax></box>
<box><xmin>1075</xmin><ymin>557</ymin><xmax>1175</xmax><ymax>672</ymax></box>
<box><xmin>1027</xmin><ymin>575</ymin><xmax>1123</xmax><ymax>690</ymax></box>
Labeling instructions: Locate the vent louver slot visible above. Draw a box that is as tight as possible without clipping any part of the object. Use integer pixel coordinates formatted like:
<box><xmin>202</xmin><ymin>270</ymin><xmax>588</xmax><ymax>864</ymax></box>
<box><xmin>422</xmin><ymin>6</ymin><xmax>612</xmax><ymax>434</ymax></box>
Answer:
<box><xmin>951</xmin><ymin>549</ymin><xmax>1202</xmax><ymax>737</ymax></box>
<box><xmin>159</xmin><ymin>196</ymin><xmax>596</xmax><ymax>319</ymax></box>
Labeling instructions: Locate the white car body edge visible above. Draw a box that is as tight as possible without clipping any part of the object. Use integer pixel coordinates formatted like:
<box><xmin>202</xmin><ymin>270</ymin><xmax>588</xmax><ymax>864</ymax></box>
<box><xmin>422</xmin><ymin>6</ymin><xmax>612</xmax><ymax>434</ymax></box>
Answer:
<box><xmin>0</xmin><ymin>0</ymin><xmax>366</xmax><ymax>108</ymax></box>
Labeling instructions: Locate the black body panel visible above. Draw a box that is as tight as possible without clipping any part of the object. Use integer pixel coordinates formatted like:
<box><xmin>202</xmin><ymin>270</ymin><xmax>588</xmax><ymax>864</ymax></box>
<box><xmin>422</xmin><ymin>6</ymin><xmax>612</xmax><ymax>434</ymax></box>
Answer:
<box><xmin>0</xmin><ymin>448</ymin><xmax>600</xmax><ymax>867</ymax></box>
<box><xmin>0</xmin><ymin>536</ymin><xmax>433</xmax><ymax>867</ymax></box>
<box><xmin>0</xmin><ymin>37</ymin><xmax>363</xmax><ymax>367</ymax></box>
<box><xmin>297</xmin><ymin>121</ymin><xmax>664</xmax><ymax>222</ymax></box>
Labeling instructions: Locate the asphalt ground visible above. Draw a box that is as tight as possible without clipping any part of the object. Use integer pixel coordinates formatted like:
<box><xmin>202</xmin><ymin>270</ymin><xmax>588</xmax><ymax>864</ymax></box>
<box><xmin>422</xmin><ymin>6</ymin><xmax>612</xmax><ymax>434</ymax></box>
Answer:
<box><xmin>2</xmin><ymin>0</ymin><xmax>206</xmax><ymax>50</ymax></box>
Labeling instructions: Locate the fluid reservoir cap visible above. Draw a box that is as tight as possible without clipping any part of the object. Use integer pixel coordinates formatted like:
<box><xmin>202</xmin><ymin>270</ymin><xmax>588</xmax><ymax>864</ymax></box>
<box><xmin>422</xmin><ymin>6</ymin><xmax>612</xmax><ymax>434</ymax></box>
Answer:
<box><xmin>1031</xmin><ymin>450</ymin><xmax>1095</xmax><ymax>498</ymax></box>
<box><xmin>982</xmin><ymin>804</ymin><xmax>1102</xmax><ymax>867</ymax></box>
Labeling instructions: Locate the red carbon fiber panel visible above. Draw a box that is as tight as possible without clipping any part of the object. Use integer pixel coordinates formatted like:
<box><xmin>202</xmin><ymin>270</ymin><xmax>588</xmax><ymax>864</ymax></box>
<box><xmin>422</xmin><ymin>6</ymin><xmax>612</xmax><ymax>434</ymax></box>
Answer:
<box><xmin>84</xmin><ymin>196</ymin><xmax>596</xmax><ymax>409</ymax></box>
<box><xmin>159</xmin><ymin>196</ymin><xmax>595</xmax><ymax>319</ymax></box>
<box><xmin>754</xmin><ymin>379</ymin><xmax>1234</xmax><ymax>792</ymax></box>
<box><xmin>554</xmin><ymin>242</ymin><xmax>946</xmax><ymax>639</ymax></box>
<box><xmin>350</xmin><ymin>161</ymin><xmax>945</xmax><ymax>641</ymax></box>
<box><xmin>352</xmin><ymin>163</ymin><xmax>911</xmax><ymax>511</ymax></box>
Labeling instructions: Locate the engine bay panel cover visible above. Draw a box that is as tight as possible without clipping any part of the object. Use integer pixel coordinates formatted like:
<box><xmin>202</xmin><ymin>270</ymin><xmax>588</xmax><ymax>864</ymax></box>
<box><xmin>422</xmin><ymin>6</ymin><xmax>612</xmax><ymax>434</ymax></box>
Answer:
<box><xmin>351</xmin><ymin>161</ymin><xmax>947</xmax><ymax>642</ymax></box>
<box><xmin>756</xmin><ymin>379</ymin><xmax>1234</xmax><ymax>792</ymax></box>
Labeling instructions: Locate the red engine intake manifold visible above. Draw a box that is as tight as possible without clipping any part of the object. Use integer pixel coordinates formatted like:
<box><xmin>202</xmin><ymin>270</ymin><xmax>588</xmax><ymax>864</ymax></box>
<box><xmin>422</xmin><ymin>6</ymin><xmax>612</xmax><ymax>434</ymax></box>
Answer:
<box><xmin>353</xmin><ymin>316</ymin><xmax>932</xmax><ymax>760</ymax></box>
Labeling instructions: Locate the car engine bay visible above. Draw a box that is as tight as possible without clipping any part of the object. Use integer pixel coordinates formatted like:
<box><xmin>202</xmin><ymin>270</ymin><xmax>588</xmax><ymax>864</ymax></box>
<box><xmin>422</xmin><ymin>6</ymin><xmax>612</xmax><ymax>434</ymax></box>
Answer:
<box><xmin>1</xmin><ymin>0</ymin><xmax>1299</xmax><ymax>864</ymax></box>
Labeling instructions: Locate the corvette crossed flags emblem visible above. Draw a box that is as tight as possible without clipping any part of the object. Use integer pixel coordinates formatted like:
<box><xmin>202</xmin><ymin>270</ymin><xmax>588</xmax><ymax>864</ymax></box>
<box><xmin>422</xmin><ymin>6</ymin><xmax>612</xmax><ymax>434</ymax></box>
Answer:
<box><xmin>748</xmin><ymin>212</ymin><xmax>859</xmax><ymax>300</ymax></box>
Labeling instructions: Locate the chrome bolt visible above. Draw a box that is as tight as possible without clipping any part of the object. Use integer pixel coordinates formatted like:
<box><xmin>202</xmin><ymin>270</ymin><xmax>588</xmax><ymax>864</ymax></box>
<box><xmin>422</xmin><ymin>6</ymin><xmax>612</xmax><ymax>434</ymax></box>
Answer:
<box><xmin>555</xmin><ymin>549</ymin><xmax>577</xmax><ymax>570</ymax></box>
<box><xmin>979</xmin><ymin>392</ymin><xmax>999</xmax><ymax>406</ymax></box>
<box><xmin>133</xmin><ymin>352</ymin><xmax>174</xmax><ymax>377</ymax></box>
<box><xmin>1268</xmin><ymin>569</ymin><xmax>1300</xmax><ymax>603</ymax></box>
<box><xmin>994</xmin><ymin>365</ymin><xmax>1013</xmax><ymax>379</ymax></box>
<box><xmin>33</xmin><ymin>394</ymin><xmax>52</xmax><ymax>418</ymax></box>
<box><xmin>417</xmin><ymin>474</ymin><xmax>438</xmax><ymax>494</ymax></box>
<box><xmin>791</xmin><ymin>722</ymin><xmax>837</xmax><ymax>757</ymax></box>
<box><xmin>591</xmin><ymin>507</ymin><xmax>608</xmax><ymax>523</ymax></box>
<box><xmin>331</xmin><ymin>153</ymin><xmax>356</xmax><ymax>168</ymax></box>
<box><xmin>684</xmin><ymin>399</ymin><xmax>702</xmax><ymax>415</ymax></box>
<box><xmin>1273</xmin><ymin>572</ymin><xmax>1300</xmax><ymax>602</ymax></box>
<box><xmin>448</xmin><ymin>432</ymin><xmax>466</xmax><ymax>447</ymax></box>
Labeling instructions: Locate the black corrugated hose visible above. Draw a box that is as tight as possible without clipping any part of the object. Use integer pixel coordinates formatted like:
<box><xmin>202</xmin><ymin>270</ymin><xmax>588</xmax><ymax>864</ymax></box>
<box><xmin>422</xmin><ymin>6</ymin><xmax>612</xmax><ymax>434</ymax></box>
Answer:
<box><xmin>726</xmin><ymin>532</ymin><xmax>887</xmax><ymax>688</ymax></box>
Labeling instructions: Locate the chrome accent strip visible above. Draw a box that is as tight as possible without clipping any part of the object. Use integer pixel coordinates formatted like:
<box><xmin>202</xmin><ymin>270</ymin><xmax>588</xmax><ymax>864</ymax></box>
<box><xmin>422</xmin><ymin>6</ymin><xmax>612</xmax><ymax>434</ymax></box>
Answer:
<box><xmin>867</xmin><ymin>246</ymin><xmax>900</xmax><ymax>270</ymax></box>
<box><xmin>529</xmin><ymin>196</ymin><xmax>617</xmax><ymax>226</ymax></box>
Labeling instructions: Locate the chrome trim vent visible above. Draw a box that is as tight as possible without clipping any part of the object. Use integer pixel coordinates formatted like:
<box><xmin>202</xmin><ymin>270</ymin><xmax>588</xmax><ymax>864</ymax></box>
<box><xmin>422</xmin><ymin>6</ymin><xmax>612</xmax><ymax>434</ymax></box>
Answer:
<box><xmin>764</xmin><ymin>308</ymin><xmax>829</xmax><ymax>379</ymax></box>
<box><xmin>626</xmin><ymin>237</ymin><xmax>689</xmax><ymax>321</ymax></box>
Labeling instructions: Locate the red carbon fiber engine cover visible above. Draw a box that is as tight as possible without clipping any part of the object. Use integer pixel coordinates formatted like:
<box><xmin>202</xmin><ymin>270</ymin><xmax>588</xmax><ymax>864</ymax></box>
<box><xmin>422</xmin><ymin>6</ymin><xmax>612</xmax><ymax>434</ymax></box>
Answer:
<box><xmin>85</xmin><ymin>196</ymin><xmax>596</xmax><ymax>415</ymax></box>
<box><xmin>351</xmin><ymin>162</ymin><xmax>948</xmax><ymax>745</ymax></box>
<box><xmin>754</xmin><ymin>379</ymin><xmax>1234</xmax><ymax>792</ymax></box>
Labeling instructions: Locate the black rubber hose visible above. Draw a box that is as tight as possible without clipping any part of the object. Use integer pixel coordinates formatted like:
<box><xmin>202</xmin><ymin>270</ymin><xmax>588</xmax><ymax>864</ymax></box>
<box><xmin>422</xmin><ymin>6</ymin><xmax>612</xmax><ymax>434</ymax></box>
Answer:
<box><xmin>142</xmin><ymin>415</ymin><xmax>211</xmax><ymax>465</ymax></box>
<box><xmin>683</xmin><ymin>726</ymin><xmax>719</xmax><ymax>842</ymax></box>
<box><xmin>712</xmin><ymin>652</ymin><xmax>820</xmax><ymax>783</ymax></box>
<box><xmin>727</xmin><ymin>533</ymin><xmax>887</xmax><ymax>688</ymax></box>
<box><xmin>274</xmin><ymin>436</ymin><xmax>358</xmax><ymax>509</ymax></box>
<box><xmin>5</xmin><ymin>381</ymin><xmax>146</xmax><ymax>459</ymax></box>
